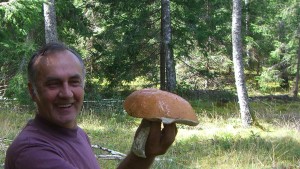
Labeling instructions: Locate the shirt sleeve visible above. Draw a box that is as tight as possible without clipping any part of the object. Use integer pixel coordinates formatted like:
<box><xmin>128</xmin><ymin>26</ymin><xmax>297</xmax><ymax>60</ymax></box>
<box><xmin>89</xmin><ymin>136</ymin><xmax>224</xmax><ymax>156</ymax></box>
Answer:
<box><xmin>13</xmin><ymin>146</ymin><xmax>78</xmax><ymax>169</ymax></box>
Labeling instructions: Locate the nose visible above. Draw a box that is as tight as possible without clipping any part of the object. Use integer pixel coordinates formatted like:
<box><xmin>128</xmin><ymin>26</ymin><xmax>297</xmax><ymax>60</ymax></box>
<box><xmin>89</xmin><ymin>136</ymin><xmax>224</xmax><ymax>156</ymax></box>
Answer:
<box><xmin>58</xmin><ymin>83</ymin><xmax>73</xmax><ymax>98</ymax></box>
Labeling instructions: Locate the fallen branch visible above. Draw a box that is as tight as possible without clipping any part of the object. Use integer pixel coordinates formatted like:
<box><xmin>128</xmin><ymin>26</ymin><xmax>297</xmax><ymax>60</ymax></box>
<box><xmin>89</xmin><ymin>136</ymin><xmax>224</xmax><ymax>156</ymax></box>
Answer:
<box><xmin>95</xmin><ymin>154</ymin><xmax>125</xmax><ymax>160</ymax></box>
<box><xmin>91</xmin><ymin>144</ymin><xmax>175</xmax><ymax>162</ymax></box>
<box><xmin>91</xmin><ymin>144</ymin><xmax>126</xmax><ymax>157</ymax></box>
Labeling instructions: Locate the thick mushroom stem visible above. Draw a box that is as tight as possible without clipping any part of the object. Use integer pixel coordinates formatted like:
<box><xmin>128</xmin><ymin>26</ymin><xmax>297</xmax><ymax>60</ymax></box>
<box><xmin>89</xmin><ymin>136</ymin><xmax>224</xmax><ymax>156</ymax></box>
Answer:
<box><xmin>131</xmin><ymin>120</ymin><xmax>151</xmax><ymax>158</ymax></box>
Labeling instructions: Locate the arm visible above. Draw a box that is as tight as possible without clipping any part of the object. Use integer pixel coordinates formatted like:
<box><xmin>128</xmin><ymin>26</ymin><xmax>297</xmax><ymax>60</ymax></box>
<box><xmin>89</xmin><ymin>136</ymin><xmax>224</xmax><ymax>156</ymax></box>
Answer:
<box><xmin>117</xmin><ymin>120</ymin><xmax>177</xmax><ymax>169</ymax></box>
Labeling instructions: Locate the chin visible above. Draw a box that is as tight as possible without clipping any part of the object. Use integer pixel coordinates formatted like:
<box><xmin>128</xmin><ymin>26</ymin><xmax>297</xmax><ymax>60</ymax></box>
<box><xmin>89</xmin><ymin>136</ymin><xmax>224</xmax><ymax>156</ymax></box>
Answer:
<box><xmin>56</xmin><ymin>112</ymin><xmax>77</xmax><ymax>122</ymax></box>
<box><xmin>57</xmin><ymin>118</ymin><xmax>77</xmax><ymax>128</ymax></box>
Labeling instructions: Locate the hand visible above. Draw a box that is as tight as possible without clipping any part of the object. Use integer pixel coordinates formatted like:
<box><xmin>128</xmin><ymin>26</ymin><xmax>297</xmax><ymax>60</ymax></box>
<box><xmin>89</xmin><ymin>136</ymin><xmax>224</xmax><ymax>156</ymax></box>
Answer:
<box><xmin>117</xmin><ymin>120</ymin><xmax>177</xmax><ymax>169</ymax></box>
<box><xmin>141</xmin><ymin>119</ymin><xmax>178</xmax><ymax>157</ymax></box>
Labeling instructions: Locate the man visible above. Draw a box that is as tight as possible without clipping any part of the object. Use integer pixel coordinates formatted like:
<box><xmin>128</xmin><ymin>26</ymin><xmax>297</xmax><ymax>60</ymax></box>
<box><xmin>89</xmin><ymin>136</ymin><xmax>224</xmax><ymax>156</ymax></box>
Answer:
<box><xmin>5</xmin><ymin>42</ymin><xmax>177</xmax><ymax>169</ymax></box>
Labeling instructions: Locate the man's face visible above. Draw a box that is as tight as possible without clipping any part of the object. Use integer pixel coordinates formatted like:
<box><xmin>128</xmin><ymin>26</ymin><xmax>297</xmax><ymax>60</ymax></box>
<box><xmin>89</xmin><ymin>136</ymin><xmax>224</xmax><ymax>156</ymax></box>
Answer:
<box><xmin>29</xmin><ymin>50</ymin><xmax>85</xmax><ymax>128</ymax></box>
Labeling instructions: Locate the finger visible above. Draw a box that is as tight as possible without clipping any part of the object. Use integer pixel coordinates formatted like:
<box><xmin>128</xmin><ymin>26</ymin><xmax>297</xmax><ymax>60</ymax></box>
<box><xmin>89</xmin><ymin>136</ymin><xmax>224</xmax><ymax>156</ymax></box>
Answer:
<box><xmin>147</xmin><ymin>121</ymin><xmax>161</xmax><ymax>146</ymax></box>
<box><xmin>163</xmin><ymin>122</ymin><xmax>178</xmax><ymax>135</ymax></box>
<box><xmin>161</xmin><ymin>123</ymin><xmax>177</xmax><ymax>147</ymax></box>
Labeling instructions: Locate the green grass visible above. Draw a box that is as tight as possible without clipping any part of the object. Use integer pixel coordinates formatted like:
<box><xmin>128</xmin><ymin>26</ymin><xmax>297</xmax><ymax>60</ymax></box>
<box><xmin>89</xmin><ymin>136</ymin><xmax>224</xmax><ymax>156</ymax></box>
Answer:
<box><xmin>1</xmin><ymin>99</ymin><xmax>300</xmax><ymax>169</ymax></box>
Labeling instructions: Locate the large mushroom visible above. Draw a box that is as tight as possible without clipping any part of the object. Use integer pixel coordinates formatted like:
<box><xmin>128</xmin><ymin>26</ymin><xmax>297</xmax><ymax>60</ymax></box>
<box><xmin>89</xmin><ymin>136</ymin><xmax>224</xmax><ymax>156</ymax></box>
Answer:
<box><xmin>123</xmin><ymin>88</ymin><xmax>199</xmax><ymax>158</ymax></box>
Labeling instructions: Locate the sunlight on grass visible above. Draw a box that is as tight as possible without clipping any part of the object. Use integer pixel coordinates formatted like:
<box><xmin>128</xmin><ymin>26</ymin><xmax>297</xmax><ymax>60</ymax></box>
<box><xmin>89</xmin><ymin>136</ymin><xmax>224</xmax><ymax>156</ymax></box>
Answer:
<box><xmin>1</xmin><ymin>99</ymin><xmax>300</xmax><ymax>169</ymax></box>
<box><xmin>78</xmin><ymin>114</ymin><xmax>106</xmax><ymax>132</ymax></box>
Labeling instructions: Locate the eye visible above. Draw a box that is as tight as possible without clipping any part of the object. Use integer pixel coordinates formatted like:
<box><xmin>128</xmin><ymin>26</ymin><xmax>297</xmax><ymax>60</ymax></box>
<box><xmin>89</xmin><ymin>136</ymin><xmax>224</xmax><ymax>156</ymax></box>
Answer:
<box><xmin>70</xmin><ymin>79</ymin><xmax>82</xmax><ymax>86</ymax></box>
<box><xmin>46</xmin><ymin>81</ymin><xmax>60</xmax><ymax>88</ymax></box>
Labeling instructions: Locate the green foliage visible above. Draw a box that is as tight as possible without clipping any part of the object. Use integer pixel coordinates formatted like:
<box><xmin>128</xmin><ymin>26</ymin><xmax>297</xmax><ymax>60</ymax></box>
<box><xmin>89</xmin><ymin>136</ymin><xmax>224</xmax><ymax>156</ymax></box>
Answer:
<box><xmin>4</xmin><ymin>73</ymin><xmax>33</xmax><ymax>106</ymax></box>
<box><xmin>0</xmin><ymin>41</ymin><xmax>37</xmax><ymax>105</ymax></box>
<box><xmin>256</xmin><ymin>67</ymin><xmax>283</xmax><ymax>92</ymax></box>
<box><xmin>1</xmin><ymin>0</ymin><xmax>300</xmax><ymax>103</ymax></box>
<box><xmin>0</xmin><ymin>0</ymin><xmax>45</xmax><ymax>42</ymax></box>
<box><xmin>0</xmin><ymin>0</ymin><xmax>44</xmax><ymax>105</ymax></box>
<box><xmin>55</xmin><ymin>0</ymin><xmax>92</xmax><ymax>45</ymax></box>
<box><xmin>86</xmin><ymin>0</ymin><xmax>161</xmax><ymax>88</ymax></box>
<box><xmin>0</xmin><ymin>0</ymin><xmax>92</xmax><ymax>104</ymax></box>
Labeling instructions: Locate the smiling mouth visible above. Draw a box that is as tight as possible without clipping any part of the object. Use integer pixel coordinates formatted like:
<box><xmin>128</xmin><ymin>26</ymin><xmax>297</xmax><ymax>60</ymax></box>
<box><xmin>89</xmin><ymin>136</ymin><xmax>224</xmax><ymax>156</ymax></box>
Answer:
<box><xmin>57</xmin><ymin>104</ymin><xmax>73</xmax><ymax>108</ymax></box>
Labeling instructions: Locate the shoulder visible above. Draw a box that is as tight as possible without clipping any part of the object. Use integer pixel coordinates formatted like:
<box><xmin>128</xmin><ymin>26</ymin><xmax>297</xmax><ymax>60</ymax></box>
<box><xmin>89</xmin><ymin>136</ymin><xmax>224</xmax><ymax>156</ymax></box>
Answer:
<box><xmin>5</xmin><ymin>127</ymin><xmax>62</xmax><ymax>169</ymax></box>
<box><xmin>6</xmin><ymin>123</ymin><xmax>60</xmax><ymax>156</ymax></box>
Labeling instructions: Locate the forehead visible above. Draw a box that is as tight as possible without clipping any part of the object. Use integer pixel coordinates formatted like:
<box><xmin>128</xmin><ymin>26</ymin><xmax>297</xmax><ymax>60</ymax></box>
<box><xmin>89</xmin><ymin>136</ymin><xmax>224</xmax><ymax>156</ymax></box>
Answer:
<box><xmin>34</xmin><ymin>50</ymin><xmax>80</xmax><ymax>64</ymax></box>
<box><xmin>34</xmin><ymin>50</ymin><xmax>84</xmax><ymax>79</ymax></box>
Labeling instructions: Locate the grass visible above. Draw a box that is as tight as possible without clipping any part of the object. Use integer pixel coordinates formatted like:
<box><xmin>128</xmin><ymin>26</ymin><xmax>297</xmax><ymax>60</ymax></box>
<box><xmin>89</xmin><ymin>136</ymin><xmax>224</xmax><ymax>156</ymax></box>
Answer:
<box><xmin>0</xmin><ymin>99</ymin><xmax>300</xmax><ymax>169</ymax></box>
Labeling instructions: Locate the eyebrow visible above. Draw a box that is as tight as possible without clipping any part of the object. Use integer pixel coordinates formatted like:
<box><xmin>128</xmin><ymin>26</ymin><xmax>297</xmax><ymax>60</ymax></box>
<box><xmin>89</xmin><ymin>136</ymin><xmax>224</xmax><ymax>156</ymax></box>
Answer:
<box><xmin>45</xmin><ymin>74</ymin><xmax>83</xmax><ymax>82</ymax></box>
<box><xmin>69</xmin><ymin>74</ymin><xmax>83</xmax><ymax>80</ymax></box>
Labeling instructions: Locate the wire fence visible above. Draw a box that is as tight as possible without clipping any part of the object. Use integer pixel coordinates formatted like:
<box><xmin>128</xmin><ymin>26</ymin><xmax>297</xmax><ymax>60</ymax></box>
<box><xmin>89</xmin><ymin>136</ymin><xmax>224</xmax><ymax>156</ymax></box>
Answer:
<box><xmin>0</xmin><ymin>98</ymin><xmax>125</xmax><ymax>114</ymax></box>
<box><xmin>82</xmin><ymin>99</ymin><xmax>124</xmax><ymax>114</ymax></box>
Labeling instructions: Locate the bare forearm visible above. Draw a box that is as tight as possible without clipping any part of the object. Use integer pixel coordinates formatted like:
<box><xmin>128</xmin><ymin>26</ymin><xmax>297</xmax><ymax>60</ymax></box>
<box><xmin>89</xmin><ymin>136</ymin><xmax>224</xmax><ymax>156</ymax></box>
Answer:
<box><xmin>117</xmin><ymin>152</ymin><xmax>155</xmax><ymax>169</ymax></box>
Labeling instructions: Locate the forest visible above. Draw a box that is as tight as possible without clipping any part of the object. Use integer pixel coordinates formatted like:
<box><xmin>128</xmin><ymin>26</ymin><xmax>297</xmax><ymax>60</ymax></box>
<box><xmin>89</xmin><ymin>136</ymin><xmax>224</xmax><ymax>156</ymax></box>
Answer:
<box><xmin>0</xmin><ymin>0</ymin><xmax>300</xmax><ymax>168</ymax></box>
<box><xmin>0</xmin><ymin>0</ymin><xmax>299</xmax><ymax>102</ymax></box>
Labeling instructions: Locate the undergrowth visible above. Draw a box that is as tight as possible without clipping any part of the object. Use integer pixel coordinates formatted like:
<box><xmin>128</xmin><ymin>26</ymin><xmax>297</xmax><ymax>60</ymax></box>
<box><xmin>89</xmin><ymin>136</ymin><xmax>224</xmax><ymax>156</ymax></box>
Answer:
<box><xmin>0</xmin><ymin>99</ymin><xmax>299</xmax><ymax>169</ymax></box>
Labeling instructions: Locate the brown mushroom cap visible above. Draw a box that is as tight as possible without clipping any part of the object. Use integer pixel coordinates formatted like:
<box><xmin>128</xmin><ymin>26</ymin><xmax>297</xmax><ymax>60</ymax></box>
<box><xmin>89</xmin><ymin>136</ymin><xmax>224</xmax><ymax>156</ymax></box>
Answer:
<box><xmin>123</xmin><ymin>88</ymin><xmax>199</xmax><ymax>126</ymax></box>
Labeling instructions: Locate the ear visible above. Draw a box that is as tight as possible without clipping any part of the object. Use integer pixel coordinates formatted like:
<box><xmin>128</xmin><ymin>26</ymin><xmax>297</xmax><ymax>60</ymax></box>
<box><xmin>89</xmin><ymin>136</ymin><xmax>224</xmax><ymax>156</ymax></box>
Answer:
<box><xmin>28</xmin><ymin>82</ymin><xmax>37</xmax><ymax>101</ymax></box>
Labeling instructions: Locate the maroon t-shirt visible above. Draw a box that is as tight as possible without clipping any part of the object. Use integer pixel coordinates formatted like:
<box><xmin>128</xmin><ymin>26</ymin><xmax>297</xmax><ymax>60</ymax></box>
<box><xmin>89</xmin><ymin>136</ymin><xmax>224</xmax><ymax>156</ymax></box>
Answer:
<box><xmin>5</xmin><ymin>115</ymin><xmax>101</xmax><ymax>169</ymax></box>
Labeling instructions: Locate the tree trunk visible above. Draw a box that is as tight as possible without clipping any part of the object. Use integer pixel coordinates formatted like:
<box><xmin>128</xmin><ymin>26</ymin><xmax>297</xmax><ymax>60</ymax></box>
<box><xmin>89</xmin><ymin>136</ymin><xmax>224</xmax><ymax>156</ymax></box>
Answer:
<box><xmin>245</xmin><ymin>0</ymin><xmax>250</xmax><ymax>38</ymax></box>
<box><xmin>160</xmin><ymin>26</ymin><xmax>166</xmax><ymax>91</ymax></box>
<box><xmin>293</xmin><ymin>37</ymin><xmax>300</xmax><ymax>98</ymax></box>
<box><xmin>277</xmin><ymin>20</ymin><xmax>290</xmax><ymax>89</ymax></box>
<box><xmin>245</xmin><ymin>0</ymin><xmax>251</xmax><ymax>67</ymax></box>
<box><xmin>160</xmin><ymin>0</ymin><xmax>176</xmax><ymax>92</ymax></box>
<box><xmin>232</xmin><ymin>0</ymin><xmax>253</xmax><ymax>127</ymax></box>
<box><xmin>43</xmin><ymin>0</ymin><xmax>58</xmax><ymax>43</ymax></box>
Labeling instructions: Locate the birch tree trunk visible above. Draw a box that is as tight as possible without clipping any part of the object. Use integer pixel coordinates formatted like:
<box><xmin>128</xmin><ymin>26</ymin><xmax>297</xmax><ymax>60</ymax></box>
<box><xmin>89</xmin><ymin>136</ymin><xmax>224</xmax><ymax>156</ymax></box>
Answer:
<box><xmin>160</xmin><ymin>0</ymin><xmax>176</xmax><ymax>92</ymax></box>
<box><xmin>43</xmin><ymin>0</ymin><xmax>58</xmax><ymax>43</ymax></box>
<box><xmin>232</xmin><ymin>0</ymin><xmax>253</xmax><ymax>127</ymax></box>
<box><xmin>245</xmin><ymin>0</ymin><xmax>251</xmax><ymax>67</ymax></box>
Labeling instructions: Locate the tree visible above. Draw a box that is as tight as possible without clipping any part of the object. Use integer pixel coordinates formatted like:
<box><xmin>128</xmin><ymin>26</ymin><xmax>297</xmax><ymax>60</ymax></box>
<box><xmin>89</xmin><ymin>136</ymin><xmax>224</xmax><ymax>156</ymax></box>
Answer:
<box><xmin>244</xmin><ymin>0</ymin><xmax>252</xmax><ymax>68</ymax></box>
<box><xmin>232</xmin><ymin>0</ymin><xmax>252</xmax><ymax>127</ymax></box>
<box><xmin>84</xmin><ymin>1</ymin><xmax>162</xmax><ymax>90</ymax></box>
<box><xmin>276</xmin><ymin>1</ymin><xmax>300</xmax><ymax>98</ymax></box>
<box><xmin>43</xmin><ymin>0</ymin><xmax>58</xmax><ymax>43</ymax></box>
<box><xmin>292</xmin><ymin>22</ymin><xmax>300</xmax><ymax>98</ymax></box>
<box><xmin>0</xmin><ymin>0</ymin><xmax>91</xmax><ymax>103</ymax></box>
<box><xmin>171</xmin><ymin>0</ymin><xmax>233</xmax><ymax>90</ymax></box>
<box><xmin>160</xmin><ymin>0</ymin><xmax>176</xmax><ymax>92</ymax></box>
<box><xmin>1</xmin><ymin>0</ymin><xmax>299</xmax><ymax>102</ymax></box>
<box><xmin>293</xmin><ymin>35</ymin><xmax>300</xmax><ymax>98</ymax></box>
<box><xmin>0</xmin><ymin>0</ymin><xmax>43</xmax><ymax>104</ymax></box>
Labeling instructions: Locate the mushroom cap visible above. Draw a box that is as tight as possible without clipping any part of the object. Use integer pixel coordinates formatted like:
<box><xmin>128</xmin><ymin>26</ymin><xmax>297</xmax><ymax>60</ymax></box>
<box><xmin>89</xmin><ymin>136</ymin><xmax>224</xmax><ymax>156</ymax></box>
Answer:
<box><xmin>123</xmin><ymin>88</ymin><xmax>199</xmax><ymax>126</ymax></box>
